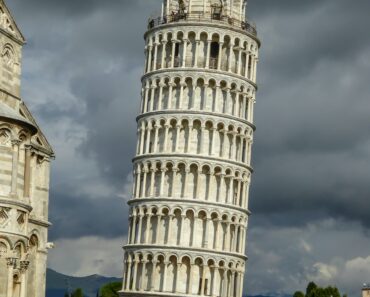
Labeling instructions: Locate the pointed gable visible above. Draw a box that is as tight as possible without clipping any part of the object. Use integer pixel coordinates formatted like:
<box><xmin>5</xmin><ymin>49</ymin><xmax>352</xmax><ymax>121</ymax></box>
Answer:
<box><xmin>0</xmin><ymin>0</ymin><xmax>25</xmax><ymax>44</ymax></box>
<box><xmin>19</xmin><ymin>102</ymin><xmax>55</xmax><ymax>157</ymax></box>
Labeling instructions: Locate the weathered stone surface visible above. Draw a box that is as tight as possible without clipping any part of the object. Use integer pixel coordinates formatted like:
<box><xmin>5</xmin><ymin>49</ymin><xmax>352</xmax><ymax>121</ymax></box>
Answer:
<box><xmin>0</xmin><ymin>1</ymin><xmax>53</xmax><ymax>297</ymax></box>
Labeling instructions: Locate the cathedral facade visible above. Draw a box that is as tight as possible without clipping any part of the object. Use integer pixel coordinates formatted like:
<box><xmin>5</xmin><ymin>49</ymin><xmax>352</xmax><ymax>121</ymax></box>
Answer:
<box><xmin>0</xmin><ymin>1</ymin><xmax>54</xmax><ymax>297</ymax></box>
<box><xmin>121</xmin><ymin>0</ymin><xmax>260</xmax><ymax>296</ymax></box>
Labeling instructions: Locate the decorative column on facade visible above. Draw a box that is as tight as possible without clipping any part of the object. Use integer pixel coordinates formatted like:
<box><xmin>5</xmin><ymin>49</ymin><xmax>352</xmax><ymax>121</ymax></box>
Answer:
<box><xmin>20</xmin><ymin>260</ymin><xmax>30</xmax><ymax>297</ymax></box>
<box><xmin>10</xmin><ymin>140</ymin><xmax>20</xmax><ymax>197</ymax></box>
<box><xmin>121</xmin><ymin>1</ymin><xmax>260</xmax><ymax>296</ymax></box>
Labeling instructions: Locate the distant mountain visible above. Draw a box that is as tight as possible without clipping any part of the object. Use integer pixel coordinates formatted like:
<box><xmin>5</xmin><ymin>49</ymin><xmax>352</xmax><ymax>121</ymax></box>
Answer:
<box><xmin>246</xmin><ymin>294</ymin><xmax>291</xmax><ymax>297</ymax></box>
<box><xmin>46</xmin><ymin>268</ymin><xmax>121</xmax><ymax>297</ymax></box>
<box><xmin>46</xmin><ymin>268</ymin><xmax>291</xmax><ymax>297</ymax></box>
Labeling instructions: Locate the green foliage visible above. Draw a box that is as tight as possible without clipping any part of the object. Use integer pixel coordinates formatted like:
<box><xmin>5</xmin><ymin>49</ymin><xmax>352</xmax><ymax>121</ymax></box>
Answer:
<box><xmin>307</xmin><ymin>286</ymin><xmax>341</xmax><ymax>297</ymax></box>
<box><xmin>306</xmin><ymin>282</ymin><xmax>318</xmax><ymax>296</ymax></box>
<box><xmin>72</xmin><ymin>288</ymin><xmax>84</xmax><ymax>297</ymax></box>
<box><xmin>99</xmin><ymin>282</ymin><xmax>122</xmax><ymax>297</ymax></box>
<box><xmin>293</xmin><ymin>291</ymin><xmax>305</xmax><ymax>297</ymax></box>
<box><xmin>296</xmin><ymin>282</ymin><xmax>346</xmax><ymax>297</ymax></box>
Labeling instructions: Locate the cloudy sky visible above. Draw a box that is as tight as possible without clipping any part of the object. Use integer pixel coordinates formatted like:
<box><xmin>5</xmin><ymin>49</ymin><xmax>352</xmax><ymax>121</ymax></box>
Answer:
<box><xmin>6</xmin><ymin>0</ymin><xmax>370</xmax><ymax>296</ymax></box>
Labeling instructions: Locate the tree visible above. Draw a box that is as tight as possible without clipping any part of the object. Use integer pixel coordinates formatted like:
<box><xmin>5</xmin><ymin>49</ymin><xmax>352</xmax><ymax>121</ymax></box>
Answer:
<box><xmin>99</xmin><ymin>282</ymin><xmax>122</xmax><ymax>297</ymax></box>
<box><xmin>306</xmin><ymin>282</ymin><xmax>318</xmax><ymax>296</ymax></box>
<box><xmin>293</xmin><ymin>291</ymin><xmax>305</xmax><ymax>297</ymax></box>
<box><xmin>72</xmin><ymin>288</ymin><xmax>84</xmax><ymax>297</ymax></box>
<box><xmin>298</xmin><ymin>282</ymin><xmax>346</xmax><ymax>297</ymax></box>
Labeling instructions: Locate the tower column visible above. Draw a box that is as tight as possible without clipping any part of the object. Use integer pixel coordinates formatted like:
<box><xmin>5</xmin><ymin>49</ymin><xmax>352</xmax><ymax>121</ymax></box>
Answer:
<box><xmin>159</xmin><ymin>166</ymin><xmax>166</xmax><ymax>196</ymax></box>
<box><xmin>217</xmin><ymin>42</ymin><xmax>224</xmax><ymax>70</ymax></box>
<box><xmin>10</xmin><ymin>140</ymin><xmax>20</xmax><ymax>196</ymax></box>
<box><xmin>205</xmin><ymin>39</ymin><xmax>212</xmax><ymax>69</ymax></box>
<box><xmin>215</xmin><ymin>84</ymin><xmax>221</xmax><ymax>112</ymax></box>
<box><xmin>183</xmin><ymin>167</ymin><xmax>190</xmax><ymax>198</ymax></box>
<box><xmin>203</xmin><ymin>217</ymin><xmax>210</xmax><ymax>248</ymax></box>
<box><xmin>155</xmin><ymin>214</ymin><xmax>161</xmax><ymax>244</ymax></box>
<box><xmin>182</xmin><ymin>39</ymin><xmax>188</xmax><ymax>67</ymax></box>
<box><xmin>140</xmin><ymin>260</ymin><xmax>147</xmax><ymax>291</ymax></box>
<box><xmin>194</xmin><ymin>39</ymin><xmax>200</xmax><ymax>67</ymax></box>
<box><xmin>210</xmin><ymin>128</ymin><xmax>216</xmax><ymax>156</ymax></box>
<box><xmin>149</xmin><ymin>166</ymin><xmax>156</xmax><ymax>197</ymax></box>
<box><xmin>150</xmin><ymin>260</ymin><xmax>157</xmax><ymax>291</ymax></box>
<box><xmin>228</xmin><ymin>43</ymin><xmax>234</xmax><ymax>72</ymax></box>
<box><xmin>242</xmin><ymin>94</ymin><xmax>247</xmax><ymax>119</ymax></box>
<box><xmin>171</xmin><ymin>40</ymin><xmax>176</xmax><ymax>68</ymax></box>
<box><xmin>245</xmin><ymin>51</ymin><xmax>250</xmax><ymax>79</ymax></box>
<box><xmin>180</xmin><ymin>214</ymin><xmax>186</xmax><ymax>245</ymax></box>
<box><xmin>131</xmin><ymin>214</ymin><xmax>137</xmax><ymax>243</ymax></box>
<box><xmin>145</xmin><ymin>214</ymin><xmax>152</xmax><ymax>243</ymax></box>
<box><xmin>147</xmin><ymin>45</ymin><xmax>153</xmax><ymax>73</ymax></box>
<box><xmin>150</xmin><ymin>85</ymin><xmax>156</xmax><ymax>111</ymax></box>
<box><xmin>136</xmin><ymin>214</ymin><xmax>143</xmax><ymax>244</ymax></box>
<box><xmin>236</xmin><ymin>178</ymin><xmax>242</xmax><ymax>206</ymax></box>
<box><xmin>239</xmin><ymin>272</ymin><xmax>245</xmax><ymax>297</ymax></box>
<box><xmin>125</xmin><ymin>260</ymin><xmax>132</xmax><ymax>290</ymax></box>
<box><xmin>167</xmin><ymin>82</ymin><xmax>174</xmax><ymax>109</ymax></box>
<box><xmin>228</xmin><ymin>176</ymin><xmax>235</xmax><ymax>204</ymax></box>
<box><xmin>219</xmin><ymin>173</ymin><xmax>225</xmax><ymax>203</ymax></box>
<box><xmin>202</xmin><ymin>83</ymin><xmax>209</xmax><ymax>110</ymax></box>
<box><xmin>145</xmin><ymin>125</ymin><xmax>152</xmax><ymax>153</ymax></box>
<box><xmin>163</xmin><ymin>124</ymin><xmax>170</xmax><ymax>152</ymax></box>
<box><xmin>200</xmin><ymin>264</ymin><xmax>206</xmax><ymax>296</ymax></box>
<box><xmin>237</xmin><ymin>48</ymin><xmax>242</xmax><ymax>75</ymax></box>
<box><xmin>141</xmin><ymin>167</ymin><xmax>148</xmax><ymax>197</ymax></box>
<box><xmin>7</xmin><ymin>258</ymin><xmax>16</xmax><ymax>297</ymax></box>
<box><xmin>221</xmin><ymin>130</ymin><xmax>227</xmax><ymax>158</ymax></box>
<box><xmin>135</xmin><ymin>168</ymin><xmax>141</xmax><ymax>198</ymax></box>
<box><xmin>153</xmin><ymin>42</ymin><xmax>159</xmax><ymax>71</ymax></box>
<box><xmin>161</xmin><ymin>40</ymin><xmax>167</xmax><ymax>68</ymax></box>
<box><xmin>24</xmin><ymin>146</ymin><xmax>32</xmax><ymax>198</ymax></box>
<box><xmin>253</xmin><ymin>58</ymin><xmax>259</xmax><ymax>82</ymax></box>
<box><xmin>153</xmin><ymin>123</ymin><xmax>160</xmax><ymax>153</ymax></box>
<box><xmin>175</xmin><ymin>124</ymin><xmax>181</xmax><ymax>152</ymax></box>
<box><xmin>167</xmin><ymin>214</ymin><xmax>174</xmax><ymax>244</ymax></box>
<box><xmin>132</xmin><ymin>259</ymin><xmax>139</xmax><ymax>291</ymax></box>
<box><xmin>215</xmin><ymin>219</ymin><xmax>221</xmax><ymax>249</ymax></box>
<box><xmin>158</xmin><ymin>83</ymin><xmax>164</xmax><ymax>110</ymax></box>
<box><xmin>143</xmin><ymin>86</ymin><xmax>150</xmax><ymax>113</ymax></box>
<box><xmin>188</xmin><ymin>263</ymin><xmax>194</xmax><ymax>294</ymax></box>
<box><xmin>162</xmin><ymin>261</ymin><xmax>169</xmax><ymax>292</ymax></box>
<box><xmin>179</xmin><ymin>82</ymin><xmax>186</xmax><ymax>109</ymax></box>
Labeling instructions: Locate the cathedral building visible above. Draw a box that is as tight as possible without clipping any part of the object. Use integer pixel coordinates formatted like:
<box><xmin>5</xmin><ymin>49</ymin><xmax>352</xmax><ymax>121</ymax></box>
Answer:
<box><xmin>121</xmin><ymin>0</ymin><xmax>260</xmax><ymax>296</ymax></box>
<box><xmin>0</xmin><ymin>1</ymin><xmax>54</xmax><ymax>297</ymax></box>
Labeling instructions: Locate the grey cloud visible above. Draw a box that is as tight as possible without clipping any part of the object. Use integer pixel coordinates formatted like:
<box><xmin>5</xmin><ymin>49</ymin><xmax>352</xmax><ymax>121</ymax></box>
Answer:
<box><xmin>49</xmin><ymin>185</ymin><xmax>127</xmax><ymax>240</ymax></box>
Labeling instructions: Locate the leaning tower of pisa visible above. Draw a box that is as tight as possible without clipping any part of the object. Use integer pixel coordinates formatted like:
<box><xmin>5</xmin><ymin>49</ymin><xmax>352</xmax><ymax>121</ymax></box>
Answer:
<box><xmin>121</xmin><ymin>0</ymin><xmax>260</xmax><ymax>296</ymax></box>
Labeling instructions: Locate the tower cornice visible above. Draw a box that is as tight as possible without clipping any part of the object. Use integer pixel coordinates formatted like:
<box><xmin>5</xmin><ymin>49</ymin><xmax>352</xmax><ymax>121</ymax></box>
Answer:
<box><xmin>145</xmin><ymin>15</ymin><xmax>260</xmax><ymax>47</ymax></box>
<box><xmin>127</xmin><ymin>197</ymin><xmax>251</xmax><ymax>216</ymax></box>
<box><xmin>136</xmin><ymin>109</ymin><xmax>256</xmax><ymax>131</ymax></box>
<box><xmin>141</xmin><ymin>63</ymin><xmax>259</xmax><ymax>90</ymax></box>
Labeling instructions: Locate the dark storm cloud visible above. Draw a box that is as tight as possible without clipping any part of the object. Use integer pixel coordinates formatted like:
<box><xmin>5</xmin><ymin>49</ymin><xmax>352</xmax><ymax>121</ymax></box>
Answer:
<box><xmin>49</xmin><ymin>186</ymin><xmax>128</xmax><ymax>240</ymax></box>
<box><xmin>245</xmin><ymin>0</ymin><xmax>370</xmax><ymax>229</ymax></box>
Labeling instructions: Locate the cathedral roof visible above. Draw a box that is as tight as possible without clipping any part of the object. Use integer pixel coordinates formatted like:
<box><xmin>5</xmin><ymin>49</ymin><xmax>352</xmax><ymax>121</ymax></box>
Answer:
<box><xmin>0</xmin><ymin>0</ymin><xmax>26</xmax><ymax>44</ymax></box>
<box><xmin>0</xmin><ymin>101</ymin><xmax>37</xmax><ymax>134</ymax></box>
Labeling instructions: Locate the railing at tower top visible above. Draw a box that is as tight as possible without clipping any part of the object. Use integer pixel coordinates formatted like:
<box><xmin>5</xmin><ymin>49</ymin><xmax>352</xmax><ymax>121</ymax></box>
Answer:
<box><xmin>147</xmin><ymin>12</ymin><xmax>257</xmax><ymax>37</ymax></box>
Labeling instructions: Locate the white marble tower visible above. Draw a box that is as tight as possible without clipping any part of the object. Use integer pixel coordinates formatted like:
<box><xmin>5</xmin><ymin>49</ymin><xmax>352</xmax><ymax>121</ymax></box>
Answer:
<box><xmin>121</xmin><ymin>0</ymin><xmax>260</xmax><ymax>296</ymax></box>
<box><xmin>0</xmin><ymin>1</ymin><xmax>54</xmax><ymax>297</ymax></box>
